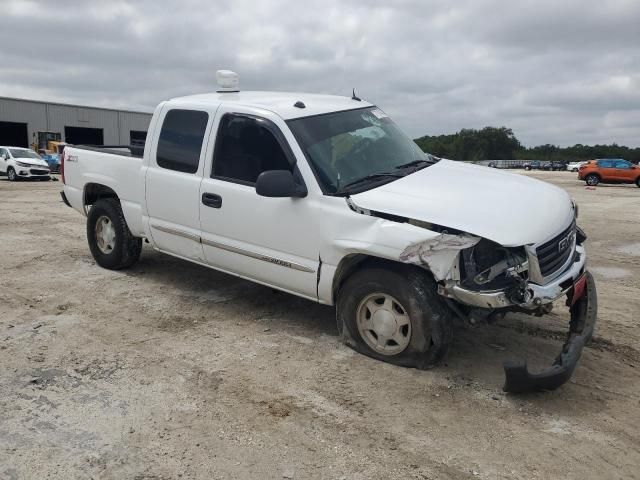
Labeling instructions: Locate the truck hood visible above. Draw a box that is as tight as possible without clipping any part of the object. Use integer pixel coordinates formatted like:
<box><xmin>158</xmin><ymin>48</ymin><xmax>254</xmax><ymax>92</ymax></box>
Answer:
<box><xmin>350</xmin><ymin>159</ymin><xmax>574</xmax><ymax>246</ymax></box>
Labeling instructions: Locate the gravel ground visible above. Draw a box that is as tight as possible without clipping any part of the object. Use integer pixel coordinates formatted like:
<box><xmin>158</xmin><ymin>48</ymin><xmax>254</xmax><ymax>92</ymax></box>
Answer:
<box><xmin>0</xmin><ymin>171</ymin><xmax>638</xmax><ymax>479</ymax></box>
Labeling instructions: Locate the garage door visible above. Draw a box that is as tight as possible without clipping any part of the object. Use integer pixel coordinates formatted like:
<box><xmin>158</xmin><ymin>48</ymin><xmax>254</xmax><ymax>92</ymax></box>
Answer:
<box><xmin>64</xmin><ymin>126</ymin><xmax>104</xmax><ymax>145</ymax></box>
<box><xmin>0</xmin><ymin>121</ymin><xmax>29</xmax><ymax>148</ymax></box>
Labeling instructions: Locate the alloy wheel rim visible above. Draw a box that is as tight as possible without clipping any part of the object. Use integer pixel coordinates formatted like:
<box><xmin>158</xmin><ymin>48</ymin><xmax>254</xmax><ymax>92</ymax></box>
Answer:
<box><xmin>8</xmin><ymin>169</ymin><xmax>15</xmax><ymax>180</ymax></box>
<box><xmin>95</xmin><ymin>215</ymin><xmax>116</xmax><ymax>254</ymax></box>
<box><xmin>356</xmin><ymin>293</ymin><xmax>411</xmax><ymax>355</ymax></box>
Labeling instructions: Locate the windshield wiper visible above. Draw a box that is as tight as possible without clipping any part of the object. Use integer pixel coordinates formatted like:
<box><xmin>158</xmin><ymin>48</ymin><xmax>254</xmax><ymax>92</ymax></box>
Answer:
<box><xmin>336</xmin><ymin>172</ymin><xmax>404</xmax><ymax>194</ymax></box>
<box><xmin>394</xmin><ymin>158</ymin><xmax>437</xmax><ymax>170</ymax></box>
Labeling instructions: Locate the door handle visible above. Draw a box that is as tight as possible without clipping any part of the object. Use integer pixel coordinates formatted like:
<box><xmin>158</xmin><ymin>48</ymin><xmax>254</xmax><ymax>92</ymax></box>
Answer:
<box><xmin>202</xmin><ymin>192</ymin><xmax>222</xmax><ymax>208</ymax></box>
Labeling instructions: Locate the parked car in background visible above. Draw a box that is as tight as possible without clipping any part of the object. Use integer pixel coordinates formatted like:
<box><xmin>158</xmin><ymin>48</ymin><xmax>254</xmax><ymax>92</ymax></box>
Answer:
<box><xmin>529</xmin><ymin>161</ymin><xmax>566</xmax><ymax>171</ymax></box>
<box><xmin>0</xmin><ymin>146</ymin><xmax>51</xmax><ymax>181</ymax></box>
<box><xmin>523</xmin><ymin>161</ymin><xmax>541</xmax><ymax>170</ymax></box>
<box><xmin>548</xmin><ymin>161</ymin><xmax>567</xmax><ymax>171</ymax></box>
<box><xmin>41</xmin><ymin>154</ymin><xmax>61</xmax><ymax>173</ymax></box>
<box><xmin>567</xmin><ymin>161</ymin><xmax>587</xmax><ymax>172</ymax></box>
<box><xmin>579</xmin><ymin>159</ymin><xmax>640</xmax><ymax>187</ymax></box>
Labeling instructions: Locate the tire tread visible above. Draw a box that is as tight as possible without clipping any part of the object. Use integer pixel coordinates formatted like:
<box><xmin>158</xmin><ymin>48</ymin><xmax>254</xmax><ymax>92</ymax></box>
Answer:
<box><xmin>337</xmin><ymin>263</ymin><xmax>453</xmax><ymax>370</ymax></box>
<box><xmin>87</xmin><ymin>198</ymin><xmax>142</xmax><ymax>270</ymax></box>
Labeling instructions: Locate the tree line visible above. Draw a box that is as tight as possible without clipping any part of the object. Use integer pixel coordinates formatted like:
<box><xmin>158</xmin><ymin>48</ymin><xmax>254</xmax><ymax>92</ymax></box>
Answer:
<box><xmin>414</xmin><ymin>127</ymin><xmax>640</xmax><ymax>163</ymax></box>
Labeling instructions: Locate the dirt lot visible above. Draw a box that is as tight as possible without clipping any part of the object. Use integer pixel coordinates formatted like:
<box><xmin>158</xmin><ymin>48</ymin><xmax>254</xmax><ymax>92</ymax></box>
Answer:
<box><xmin>1</xmin><ymin>171</ymin><xmax>638</xmax><ymax>479</ymax></box>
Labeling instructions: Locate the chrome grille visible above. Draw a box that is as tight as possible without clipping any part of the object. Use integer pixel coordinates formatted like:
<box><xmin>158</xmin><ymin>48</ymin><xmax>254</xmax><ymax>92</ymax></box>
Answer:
<box><xmin>536</xmin><ymin>220</ymin><xmax>576</xmax><ymax>278</ymax></box>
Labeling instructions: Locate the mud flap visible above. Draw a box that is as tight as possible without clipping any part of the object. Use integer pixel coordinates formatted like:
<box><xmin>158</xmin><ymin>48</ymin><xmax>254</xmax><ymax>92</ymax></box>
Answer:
<box><xmin>503</xmin><ymin>271</ymin><xmax>597</xmax><ymax>393</ymax></box>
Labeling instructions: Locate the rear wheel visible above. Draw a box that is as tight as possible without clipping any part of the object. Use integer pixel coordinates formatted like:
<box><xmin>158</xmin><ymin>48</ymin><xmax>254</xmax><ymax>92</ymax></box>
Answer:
<box><xmin>87</xmin><ymin>198</ymin><xmax>142</xmax><ymax>269</ymax></box>
<box><xmin>7</xmin><ymin>167</ymin><xmax>17</xmax><ymax>181</ymax></box>
<box><xmin>585</xmin><ymin>174</ymin><xmax>600</xmax><ymax>186</ymax></box>
<box><xmin>337</xmin><ymin>263</ymin><xmax>453</xmax><ymax>369</ymax></box>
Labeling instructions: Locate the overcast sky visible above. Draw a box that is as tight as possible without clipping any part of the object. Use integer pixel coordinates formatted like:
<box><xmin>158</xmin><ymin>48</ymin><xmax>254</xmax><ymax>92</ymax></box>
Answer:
<box><xmin>1</xmin><ymin>0</ymin><xmax>639</xmax><ymax>147</ymax></box>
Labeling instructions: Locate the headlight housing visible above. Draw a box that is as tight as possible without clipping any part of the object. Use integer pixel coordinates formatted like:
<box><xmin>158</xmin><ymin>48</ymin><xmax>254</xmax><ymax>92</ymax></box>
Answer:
<box><xmin>15</xmin><ymin>161</ymin><xmax>33</xmax><ymax>167</ymax></box>
<box><xmin>460</xmin><ymin>239</ymin><xmax>529</xmax><ymax>291</ymax></box>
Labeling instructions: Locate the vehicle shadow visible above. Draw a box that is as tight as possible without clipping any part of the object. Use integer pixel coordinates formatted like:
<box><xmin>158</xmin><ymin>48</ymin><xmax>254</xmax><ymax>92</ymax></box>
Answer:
<box><xmin>122</xmin><ymin>247</ymin><xmax>619</xmax><ymax>407</ymax></box>
<box><xmin>127</xmin><ymin>246</ymin><xmax>336</xmax><ymax>337</ymax></box>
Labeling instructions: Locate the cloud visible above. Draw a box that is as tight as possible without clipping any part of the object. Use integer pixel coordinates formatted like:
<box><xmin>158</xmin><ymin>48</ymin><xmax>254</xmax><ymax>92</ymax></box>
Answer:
<box><xmin>1</xmin><ymin>0</ymin><xmax>639</xmax><ymax>146</ymax></box>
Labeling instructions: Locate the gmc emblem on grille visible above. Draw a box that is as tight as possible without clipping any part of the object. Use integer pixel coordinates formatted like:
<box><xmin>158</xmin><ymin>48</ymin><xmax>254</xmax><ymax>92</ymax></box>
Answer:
<box><xmin>558</xmin><ymin>231</ymin><xmax>575</xmax><ymax>253</ymax></box>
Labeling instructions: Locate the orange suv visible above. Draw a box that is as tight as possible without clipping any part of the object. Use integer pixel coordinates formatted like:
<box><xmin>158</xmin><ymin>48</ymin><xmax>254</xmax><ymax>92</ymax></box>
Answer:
<box><xmin>578</xmin><ymin>158</ymin><xmax>640</xmax><ymax>187</ymax></box>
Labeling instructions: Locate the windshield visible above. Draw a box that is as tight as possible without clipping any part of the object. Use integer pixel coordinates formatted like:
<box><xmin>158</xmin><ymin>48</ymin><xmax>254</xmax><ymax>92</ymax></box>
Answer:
<box><xmin>288</xmin><ymin>107</ymin><xmax>433</xmax><ymax>194</ymax></box>
<box><xmin>9</xmin><ymin>149</ymin><xmax>41</xmax><ymax>160</ymax></box>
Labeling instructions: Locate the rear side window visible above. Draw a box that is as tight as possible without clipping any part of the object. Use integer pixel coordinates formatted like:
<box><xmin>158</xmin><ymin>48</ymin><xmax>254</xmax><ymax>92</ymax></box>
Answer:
<box><xmin>212</xmin><ymin>114</ymin><xmax>292</xmax><ymax>185</ymax></box>
<box><xmin>157</xmin><ymin>109</ymin><xmax>209</xmax><ymax>173</ymax></box>
<box><xmin>597</xmin><ymin>159</ymin><xmax>614</xmax><ymax>168</ymax></box>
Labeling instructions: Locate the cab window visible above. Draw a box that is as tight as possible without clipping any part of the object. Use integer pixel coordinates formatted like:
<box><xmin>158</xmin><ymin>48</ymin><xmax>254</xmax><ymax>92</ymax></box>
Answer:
<box><xmin>156</xmin><ymin>109</ymin><xmax>209</xmax><ymax>174</ymax></box>
<box><xmin>212</xmin><ymin>114</ymin><xmax>293</xmax><ymax>185</ymax></box>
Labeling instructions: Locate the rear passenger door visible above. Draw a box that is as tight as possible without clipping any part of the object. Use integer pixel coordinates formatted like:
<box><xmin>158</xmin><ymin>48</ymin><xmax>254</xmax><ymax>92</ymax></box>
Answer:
<box><xmin>145</xmin><ymin>106</ymin><xmax>215</xmax><ymax>262</ymax></box>
<box><xmin>596</xmin><ymin>159</ymin><xmax>616</xmax><ymax>181</ymax></box>
<box><xmin>198</xmin><ymin>107</ymin><xmax>320</xmax><ymax>300</ymax></box>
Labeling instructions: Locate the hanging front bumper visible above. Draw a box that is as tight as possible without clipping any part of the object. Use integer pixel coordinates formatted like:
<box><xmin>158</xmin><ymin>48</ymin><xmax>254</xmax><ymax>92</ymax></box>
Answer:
<box><xmin>502</xmin><ymin>270</ymin><xmax>597</xmax><ymax>393</ymax></box>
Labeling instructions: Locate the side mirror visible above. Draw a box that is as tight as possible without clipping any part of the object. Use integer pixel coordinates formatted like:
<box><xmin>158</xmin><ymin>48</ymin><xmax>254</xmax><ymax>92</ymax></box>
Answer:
<box><xmin>256</xmin><ymin>170</ymin><xmax>307</xmax><ymax>198</ymax></box>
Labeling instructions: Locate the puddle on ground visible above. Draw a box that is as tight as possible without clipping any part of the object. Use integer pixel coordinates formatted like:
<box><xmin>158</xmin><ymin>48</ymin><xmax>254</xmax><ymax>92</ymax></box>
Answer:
<box><xmin>590</xmin><ymin>266</ymin><xmax>631</xmax><ymax>279</ymax></box>
<box><xmin>616</xmin><ymin>243</ymin><xmax>640</xmax><ymax>257</ymax></box>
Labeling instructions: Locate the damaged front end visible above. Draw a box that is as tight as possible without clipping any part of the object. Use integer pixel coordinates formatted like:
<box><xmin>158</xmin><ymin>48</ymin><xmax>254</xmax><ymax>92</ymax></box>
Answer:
<box><xmin>397</xmin><ymin>220</ymin><xmax>596</xmax><ymax>393</ymax></box>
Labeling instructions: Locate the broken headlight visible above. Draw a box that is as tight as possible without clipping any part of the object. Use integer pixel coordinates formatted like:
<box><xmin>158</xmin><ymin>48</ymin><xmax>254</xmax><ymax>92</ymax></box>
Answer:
<box><xmin>459</xmin><ymin>239</ymin><xmax>529</xmax><ymax>291</ymax></box>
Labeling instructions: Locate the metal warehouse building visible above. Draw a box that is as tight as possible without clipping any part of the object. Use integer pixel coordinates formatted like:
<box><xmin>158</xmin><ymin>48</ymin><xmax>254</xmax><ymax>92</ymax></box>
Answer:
<box><xmin>0</xmin><ymin>96</ymin><xmax>152</xmax><ymax>151</ymax></box>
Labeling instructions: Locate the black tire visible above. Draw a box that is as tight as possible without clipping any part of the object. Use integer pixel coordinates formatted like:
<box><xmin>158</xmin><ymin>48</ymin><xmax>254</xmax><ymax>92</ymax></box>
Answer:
<box><xmin>636</xmin><ymin>177</ymin><xmax>640</xmax><ymax>188</ymax></box>
<box><xmin>337</xmin><ymin>263</ymin><xmax>453</xmax><ymax>369</ymax></box>
<box><xmin>7</xmin><ymin>167</ymin><xmax>17</xmax><ymax>181</ymax></box>
<box><xmin>585</xmin><ymin>174</ymin><xmax>600</xmax><ymax>186</ymax></box>
<box><xmin>524</xmin><ymin>166</ymin><xmax>530</xmax><ymax>171</ymax></box>
<box><xmin>87</xmin><ymin>198</ymin><xmax>142</xmax><ymax>270</ymax></box>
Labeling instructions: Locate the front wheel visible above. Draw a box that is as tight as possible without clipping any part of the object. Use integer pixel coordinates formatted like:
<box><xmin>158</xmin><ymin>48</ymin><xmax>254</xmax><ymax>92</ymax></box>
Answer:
<box><xmin>585</xmin><ymin>174</ymin><xmax>600</xmax><ymax>186</ymax></box>
<box><xmin>7</xmin><ymin>167</ymin><xmax>17</xmax><ymax>181</ymax></box>
<box><xmin>87</xmin><ymin>198</ymin><xmax>142</xmax><ymax>269</ymax></box>
<box><xmin>337</xmin><ymin>263</ymin><xmax>453</xmax><ymax>369</ymax></box>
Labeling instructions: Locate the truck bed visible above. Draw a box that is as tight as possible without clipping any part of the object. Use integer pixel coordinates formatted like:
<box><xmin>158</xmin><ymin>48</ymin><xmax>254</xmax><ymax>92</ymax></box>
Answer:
<box><xmin>70</xmin><ymin>144</ymin><xmax>144</xmax><ymax>158</ymax></box>
<box><xmin>62</xmin><ymin>144</ymin><xmax>145</xmax><ymax>237</ymax></box>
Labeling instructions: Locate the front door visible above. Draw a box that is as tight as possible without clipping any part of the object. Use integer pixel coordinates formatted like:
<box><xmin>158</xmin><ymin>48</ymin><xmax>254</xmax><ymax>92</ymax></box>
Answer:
<box><xmin>611</xmin><ymin>159</ymin><xmax>634</xmax><ymax>182</ymax></box>
<box><xmin>198</xmin><ymin>107</ymin><xmax>320</xmax><ymax>300</ymax></box>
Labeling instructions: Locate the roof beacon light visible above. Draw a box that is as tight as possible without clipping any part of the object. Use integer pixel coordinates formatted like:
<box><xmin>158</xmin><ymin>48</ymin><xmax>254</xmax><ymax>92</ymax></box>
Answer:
<box><xmin>216</xmin><ymin>70</ymin><xmax>239</xmax><ymax>93</ymax></box>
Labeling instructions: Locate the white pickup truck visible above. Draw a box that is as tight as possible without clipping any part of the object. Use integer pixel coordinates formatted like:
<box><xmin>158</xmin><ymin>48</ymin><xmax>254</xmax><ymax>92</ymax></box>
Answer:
<box><xmin>61</xmin><ymin>71</ymin><xmax>597</xmax><ymax>392</ymax></box>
